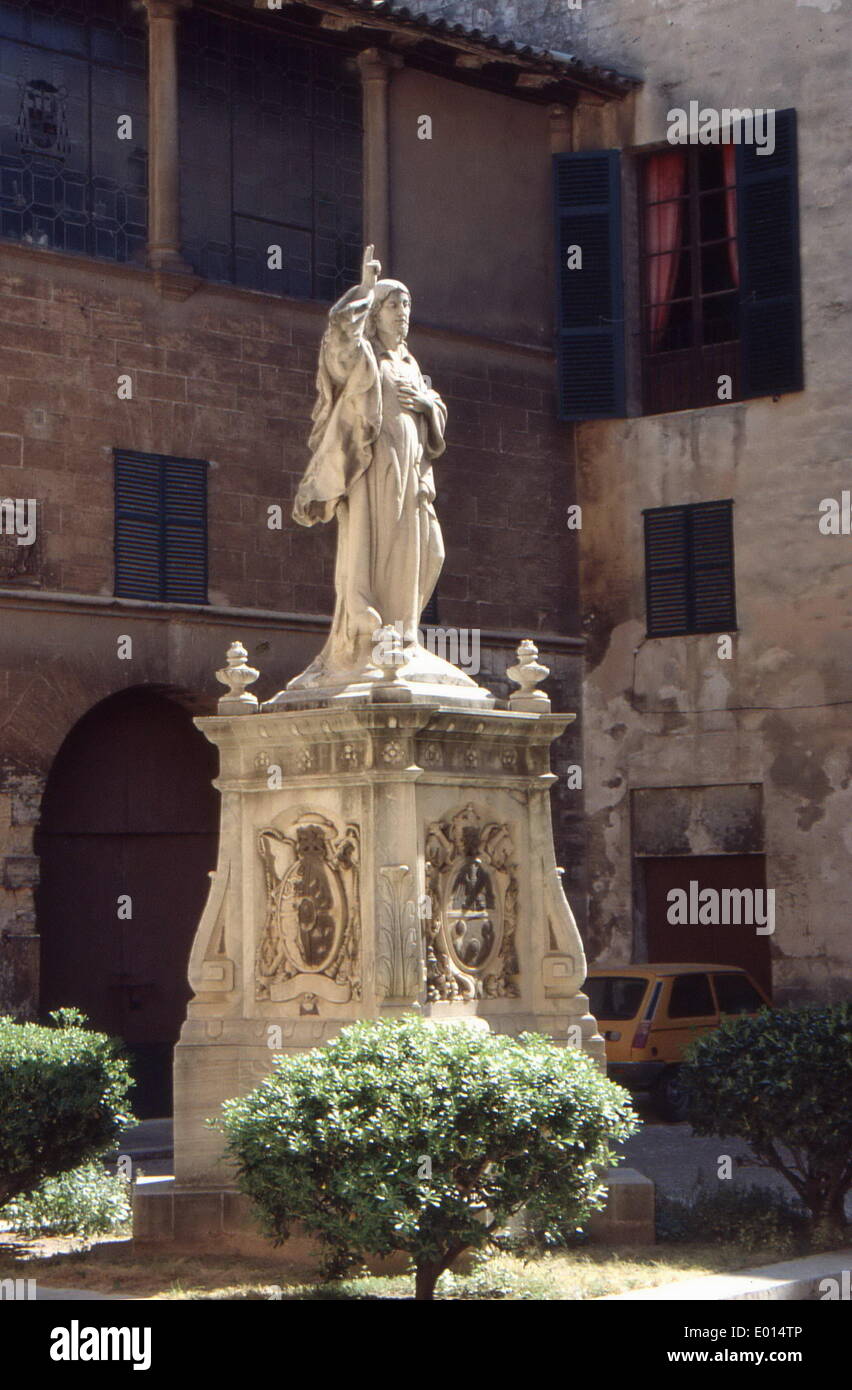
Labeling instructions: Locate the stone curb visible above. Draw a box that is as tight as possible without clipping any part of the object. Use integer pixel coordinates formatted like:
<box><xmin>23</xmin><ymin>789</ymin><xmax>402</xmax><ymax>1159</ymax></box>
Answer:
<box><xmin>597</xmin><ymin>1247</ymin><xmax>852</xmax><ymax>1300</ymax></box>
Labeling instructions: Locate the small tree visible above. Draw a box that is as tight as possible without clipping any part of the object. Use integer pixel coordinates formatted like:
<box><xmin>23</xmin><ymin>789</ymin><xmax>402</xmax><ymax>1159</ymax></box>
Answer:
<box><xmin>220</xmin><ymin>1017</ymin><xmax>638</xmax><ymax>1299</ymax></box>
<box><xmin>681</xmin><ymin>1002</ymin><xmax>852</xmax><ymax>1237</ymax></box>
<box><xmin>0</xmin><ymin>1009</ymin><xmax>135</xmax><ymax>1209</ymax></box>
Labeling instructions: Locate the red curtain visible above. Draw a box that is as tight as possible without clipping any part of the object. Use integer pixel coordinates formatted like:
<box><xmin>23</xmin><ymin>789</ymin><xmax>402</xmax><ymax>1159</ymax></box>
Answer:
<box><xmin>645</xmin><ymin>151</ymin><xmax>686</xmax><ymax>350</ymax></box>
<box><xmin>722</xmin><ymin>144</ymin><xmax>740</xmax><ymax>286</ymax></box>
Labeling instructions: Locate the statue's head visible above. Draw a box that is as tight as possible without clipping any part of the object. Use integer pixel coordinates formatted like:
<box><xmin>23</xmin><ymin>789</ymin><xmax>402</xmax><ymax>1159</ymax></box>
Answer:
<box><xmin>368</xmin><ymin>279</ymin><xmax>411</xmax><ymax>348</ymax></box>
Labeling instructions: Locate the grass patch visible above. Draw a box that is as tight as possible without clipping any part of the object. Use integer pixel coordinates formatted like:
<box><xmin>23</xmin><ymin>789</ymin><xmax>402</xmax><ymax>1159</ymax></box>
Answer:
<box><xmin>0</xmin><ymin>1228</ymin><xmax>830</xmax><ymax>1301</ymax></box>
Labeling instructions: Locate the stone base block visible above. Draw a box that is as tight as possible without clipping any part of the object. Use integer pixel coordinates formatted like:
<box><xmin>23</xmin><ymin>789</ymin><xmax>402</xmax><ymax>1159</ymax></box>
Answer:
<box><xmin>133</xmin><ymin>1179</ymin><xmax>324</xmax><ymax>1269</ymax></box>
<box><xmin>586</xmin><ymin>1167</ymin><xmax>656</xmax><ymax>1245</ymax></box>
<box><xmin>132</xmin><ymin>1179</ymin><xmax>471</xmax><ymax>1275</ymax></box>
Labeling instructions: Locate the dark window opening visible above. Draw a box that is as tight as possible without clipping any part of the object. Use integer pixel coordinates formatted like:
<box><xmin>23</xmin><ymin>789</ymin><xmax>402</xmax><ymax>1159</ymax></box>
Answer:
<box><xmin>114</xmin><ymin>449</ymin><xmax>208</xmax><ymax>604</ymax></box>
<box><xmin>639</xmin><ymin>145</ymin><xmax>740</xmax><ymax>414</ymax></box>
<box><xmin>644</xmin><ymin>499</ymin><xmax>736</xmax><ymax>637</ymax></box>
<box><xmin>179</xmin><ymin>6</ymin><xmax>362</xmax><ymax>300</ymax></box>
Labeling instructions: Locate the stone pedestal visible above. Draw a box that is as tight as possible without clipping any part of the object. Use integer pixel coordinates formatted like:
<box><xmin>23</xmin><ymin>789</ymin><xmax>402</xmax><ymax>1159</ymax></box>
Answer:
<box><xmin>137</xmin><ymin>665</ymin><xmax>603</xmax><ymax>1251</ymax></box>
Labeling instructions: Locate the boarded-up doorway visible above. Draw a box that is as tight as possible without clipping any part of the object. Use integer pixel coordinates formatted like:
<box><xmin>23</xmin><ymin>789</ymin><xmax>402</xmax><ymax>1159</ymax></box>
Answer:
<box><xmin>36</xmin><ymin>688</ymin><xmax>219</xmax><ymax>1117</ymax></box>
<box><xmin>643</xmin><ymin>855</ymin><xmax>772</xmax><ymax>997</ymax></box>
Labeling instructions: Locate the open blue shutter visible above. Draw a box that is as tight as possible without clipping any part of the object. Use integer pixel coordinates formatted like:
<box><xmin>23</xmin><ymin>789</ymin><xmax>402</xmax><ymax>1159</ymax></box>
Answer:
<box><xmin>553</xmin><ymin>150</ymin><xmax>625</xmax><ymax>420</ymax></box>
<box><xmin>736</xmin><ymin>108</ymin><xmax>803</xmax><ymax>398</ymax></box>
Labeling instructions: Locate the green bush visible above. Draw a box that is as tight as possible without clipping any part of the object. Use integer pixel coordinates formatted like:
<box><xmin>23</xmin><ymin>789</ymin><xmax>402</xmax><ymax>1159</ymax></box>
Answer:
<box><xmin>220</xmin><ymin>1017</ymin><xmax>638</xmax><ymax>1299</ymax></box>
<box><xmin>656</xmin><ymin>1183</ymin><xmax>808</xmax><ymax>1251</ymax></box>
<box><xmin>680</xmin><ymin>1002</ymin><xmax>852</xmax><ymax>1236</ymax></box>
<box><xmin>0</xmin><ymin>1009</ymin><xmax>135</xmax><ymax>1208</ymax></box>
<box><xmin>0</xmin><ymin>1161</ymin><xmax>131</xmax><ymax>1240</ymax></box>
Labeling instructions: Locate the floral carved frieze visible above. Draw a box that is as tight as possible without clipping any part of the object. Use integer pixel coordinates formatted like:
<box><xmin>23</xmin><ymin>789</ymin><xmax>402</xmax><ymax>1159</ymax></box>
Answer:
<box><xmin>375</xmin><ymin>865</ymin><xmax>423</xmax><ymax>1004</ymax></box>
<box><xmin>424</xmin><ymin>803</ymin><xmax>520</xmax><ymax>1002</ymax></box>
<box><xmin>256</xmin><ymin>813</ymin><xmax>361</xmax><ymax>1005</ymax></box>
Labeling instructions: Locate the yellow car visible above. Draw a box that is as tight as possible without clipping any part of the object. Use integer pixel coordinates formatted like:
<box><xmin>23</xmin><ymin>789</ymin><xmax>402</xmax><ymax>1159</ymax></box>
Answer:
<box><xmin>584</xmin><ymin>963</ymin><xmax>772</xmax><ymax>1120</ymax></box>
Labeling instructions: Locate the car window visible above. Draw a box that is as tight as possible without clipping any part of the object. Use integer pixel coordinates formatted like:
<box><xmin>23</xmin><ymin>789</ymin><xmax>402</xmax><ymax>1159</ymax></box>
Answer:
<box><xmin>667</xmin><ymin>973</ymin><xmax>715</xmax><ymax>1018</ymax></box>
<box><xmin>714</xmin><ymin>973</ymin><xmax>765</xmax><ymax>1015</ymax></box>
<box><xmin>586</xmin><ymin>977</ymin><xmax>649</xmax><ymax>1021</ymax></box>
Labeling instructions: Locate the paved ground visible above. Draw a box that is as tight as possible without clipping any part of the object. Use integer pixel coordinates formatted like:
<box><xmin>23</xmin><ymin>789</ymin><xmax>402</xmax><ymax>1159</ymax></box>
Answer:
<box><xmin>625</xmin><ymin>1102</ymin><xmax>852</xmax><ymax>1215</ymax></box>
<box><xmin>114</xmin><ymin>1112</ymin><xmax>852</xmax><ymax>1216</ymax></box>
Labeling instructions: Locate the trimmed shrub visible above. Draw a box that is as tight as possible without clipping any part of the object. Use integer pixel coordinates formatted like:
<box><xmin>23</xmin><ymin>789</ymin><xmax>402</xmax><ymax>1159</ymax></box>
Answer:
<box><xmin>220</xmin><ymin>1017</ymin><xmax>638</xmax><ymax>1300</ymax></box>
<box><xmin>680</xmin><ymin>1002</ymin><xmax>852</xmax><ymax>1236</ymax></box>
<box><xmin>0</xmin><ymin>1161</ymin><xmax>132</xmax><ymax>1240</ymax></box>
<box><xmin>0</xmin><ymin>1009</ymin><xmax>135</xmax><ymax>1208</ymax></box>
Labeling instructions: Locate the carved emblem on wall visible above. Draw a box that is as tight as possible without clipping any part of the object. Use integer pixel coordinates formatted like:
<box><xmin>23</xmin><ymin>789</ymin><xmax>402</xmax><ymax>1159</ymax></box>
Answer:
<box><xmin>256</xmin><ymin>814</ymin><xmax>361</xmax><ymax>1004</ymax></box>
<box><xmin>424</xmin><ymin>804</ymin><xmax>520</xmax><ymax>1001</ymax></box>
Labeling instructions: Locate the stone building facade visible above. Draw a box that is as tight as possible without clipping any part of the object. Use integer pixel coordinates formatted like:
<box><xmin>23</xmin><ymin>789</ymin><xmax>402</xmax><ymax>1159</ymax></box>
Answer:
<box><xmin>419</xmin><ymin>0</ymin><xmax>851</xmax><ymax>1004</ymax></box>
<box><xmin>0</xmin><ymin>0</ymin><xmax>638</xmax><ymax>1109</ymax></box>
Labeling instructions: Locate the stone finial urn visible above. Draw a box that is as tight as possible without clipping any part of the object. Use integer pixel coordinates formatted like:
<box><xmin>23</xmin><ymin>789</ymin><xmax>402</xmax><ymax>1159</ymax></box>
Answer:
<box><xmin>216</xmin><ymin>641</ymin><xmax>260</xmax><ymax>713</ymax></box>
<box><xmin>507</xmin><ymin>639</ymin><xmax>551</xmax><ymax>712</ymax></box>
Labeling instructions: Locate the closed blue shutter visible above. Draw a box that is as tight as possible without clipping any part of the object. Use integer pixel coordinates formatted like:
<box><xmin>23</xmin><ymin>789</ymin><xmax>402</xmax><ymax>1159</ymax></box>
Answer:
<box><xmin>114</xmin><ymin>450</ymin><xmax>208</xmax><ymax>604</ymax></box>
<box><xmin>644</xmin><ymin>501</ymin><xmax>736</xmax><ymax>636</ymax></box>
<box><xmin>736</xmin><ymin>108</ymin><xmax>803</xmax><ymax>398</ymax></box>
<box><xmin>553</xmin><ymin>150</ymin><xmax>625</xmax><ymax>420</ymax></box>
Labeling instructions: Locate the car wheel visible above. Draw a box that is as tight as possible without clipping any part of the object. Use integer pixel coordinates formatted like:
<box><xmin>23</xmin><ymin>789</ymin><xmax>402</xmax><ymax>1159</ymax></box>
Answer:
<box><xmin>654</xmin><ymin>1067</ymin><xmax>689</xmax><ymax>1123</ymax></box>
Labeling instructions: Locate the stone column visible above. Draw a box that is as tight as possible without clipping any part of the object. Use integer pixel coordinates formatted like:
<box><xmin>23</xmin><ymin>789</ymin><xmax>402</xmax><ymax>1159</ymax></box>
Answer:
<box><xmin>548</xmin><ymin>103</ymin><xmax>573</xmax><ymax>155</ymax></box>
<box><xmin>356</xmin><ymin>48</ymin><xmax>401</xmax><ymax>267</ymax></box>
<box><xmin>142</xmin><ymin>0</ymin><xmax>197</xmax><ymax>295</ymax></box>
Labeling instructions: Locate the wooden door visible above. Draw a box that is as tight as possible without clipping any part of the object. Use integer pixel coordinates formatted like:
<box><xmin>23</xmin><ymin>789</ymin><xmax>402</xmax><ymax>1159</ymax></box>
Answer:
<box><xmin>643</xmin><ymin>855</ymin><xmax>772</xmax><ymax>997</ymax></box>
<box><xmin>37</xmin><ymin>689</ymin><xmax>219</xmax><ymax>1117</ymax></box>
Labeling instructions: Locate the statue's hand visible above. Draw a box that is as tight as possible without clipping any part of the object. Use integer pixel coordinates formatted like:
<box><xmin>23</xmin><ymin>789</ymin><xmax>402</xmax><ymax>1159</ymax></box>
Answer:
<box><xmin>294</xmin><ymin>494</ymin><xmax>327</xmax><ymax>526</ymax></box>
<box><xmin>396</xmin><ymin>382</ymin><xmax>433</xmax><ymax>414</ymax></box>
<box><xmin>361</xmin><ymin>243</ymin><xmax>381</xmax><ymax>290</ymax></box>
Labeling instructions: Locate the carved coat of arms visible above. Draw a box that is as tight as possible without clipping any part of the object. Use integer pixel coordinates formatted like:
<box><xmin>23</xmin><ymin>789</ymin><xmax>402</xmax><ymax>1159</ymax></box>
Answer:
<box><xmin>424</xmin><ymin>804</ymin><xmax>520</xmax><ymax>1001</ymax></box>
<box><xmin>256</xmin><ymin>814</ymin><xmax>361</xmax><ymax>1003</ymax></box>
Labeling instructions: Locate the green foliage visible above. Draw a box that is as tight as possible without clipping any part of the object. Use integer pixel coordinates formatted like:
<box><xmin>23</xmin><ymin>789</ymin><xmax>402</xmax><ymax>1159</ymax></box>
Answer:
<box><xmin>680</xmin><ymin>1002</ymin><xmax>852</xmax><ymax>1232</ymax></box>
<box><xmin>220</xmin><ymin>1017</ymin><xmax>638</xmax><ymax>1298</ymax></box>
<box><xmin>0</xmin><ymin>1010</ymin><xmax>135</xmax><ymax>1208</ymax></box>
<box><xmin>0</xmin><ymin>1161</ymin><xmax>132</xmax><ymax>1240</ymax></box>
<box><xmin>656</xmin><ymin>1184</ymin><xmax>808</xmax><ymax>1252</ymax></box>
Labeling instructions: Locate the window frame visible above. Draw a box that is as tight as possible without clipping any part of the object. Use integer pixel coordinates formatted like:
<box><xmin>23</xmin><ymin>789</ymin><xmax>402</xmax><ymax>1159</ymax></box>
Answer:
<box><xmin>636</xmin><ymin>142</ymin><xmax>741</xmax><ymax>414</ymax></box>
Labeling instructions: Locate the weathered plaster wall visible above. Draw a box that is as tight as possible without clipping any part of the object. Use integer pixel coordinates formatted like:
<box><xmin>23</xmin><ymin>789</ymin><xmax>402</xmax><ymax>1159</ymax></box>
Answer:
<box><xmin>460</xmin><ymin>0</ymin><xmax>851</xmax><ymax>1001</ymax></box>
<box><xmin>433</xmin><ymin>0</ymin><xmax>852</xmax><ymax>1000</ymax></box>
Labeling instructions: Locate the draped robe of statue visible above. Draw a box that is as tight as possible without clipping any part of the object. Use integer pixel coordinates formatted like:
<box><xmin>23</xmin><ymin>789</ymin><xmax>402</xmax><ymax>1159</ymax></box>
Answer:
<box><xmin>287</xmin><ymin>278</ymin><xmax>480</xmax><ymax>695</ymax></box>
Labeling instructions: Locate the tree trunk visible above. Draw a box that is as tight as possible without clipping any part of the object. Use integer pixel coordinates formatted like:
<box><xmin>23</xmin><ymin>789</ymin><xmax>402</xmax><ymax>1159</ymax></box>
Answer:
<box><xmin>414</xmin><ymin>1260</ymin><xmax>442</xmax><ymax>1301</ymax></box>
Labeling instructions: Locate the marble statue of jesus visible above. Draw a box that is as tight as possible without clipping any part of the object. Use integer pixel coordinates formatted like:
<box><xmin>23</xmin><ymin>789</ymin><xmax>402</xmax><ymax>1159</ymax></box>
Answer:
<box><xmin>286</xmin><ymin>245</ymin><xmax>482</xmax><ymax>699</ymax></box>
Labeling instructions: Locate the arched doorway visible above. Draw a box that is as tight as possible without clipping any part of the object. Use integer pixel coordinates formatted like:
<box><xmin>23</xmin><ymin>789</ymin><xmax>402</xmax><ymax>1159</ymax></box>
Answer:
<box><xmin>36</xmin><ymin>688</ymin><xmax>219</xmax><ymax>1117</ymax></box>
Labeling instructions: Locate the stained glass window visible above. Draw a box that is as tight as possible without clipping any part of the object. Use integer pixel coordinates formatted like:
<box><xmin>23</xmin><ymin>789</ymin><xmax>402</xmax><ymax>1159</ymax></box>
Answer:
<box><xmin>0</xmin><ymin>0</ymin><xmax>147</xmax><ymax>261</ymax></box>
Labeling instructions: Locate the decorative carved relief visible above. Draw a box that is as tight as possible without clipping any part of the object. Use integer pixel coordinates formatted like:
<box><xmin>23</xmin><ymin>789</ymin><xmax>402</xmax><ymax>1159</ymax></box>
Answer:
<box><xmin>189</xmin><ymin>860</ymin><xmax>237</xmax><ymax>998</ymax></box>
<box><xmin>256</xmin><ymin>814</ymin><xmax>361</xmax><ymax>1004</ymax></box>
<box><xmin>375</xmin><ymin>865</ymin><xmax>423</xmax><ymax>1003</ymax></box>
<box><xmin>424</xmin><ymin>804</ymin><xmax>520</xmax><ymax>1001</ymax></box>
<box><xmin>542</xmin><ymin>859</ymin><xmax>584</xmax><ymax>997</ymax></box>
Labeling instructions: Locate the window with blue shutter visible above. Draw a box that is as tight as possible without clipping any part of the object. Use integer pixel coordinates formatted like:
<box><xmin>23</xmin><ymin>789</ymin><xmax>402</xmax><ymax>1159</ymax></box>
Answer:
<box><xmin>637</xmin><ymin>108</ymin><xmax>802</xmax><ymax>415</ymax></box>
<box><xmin>644</xmin><ymin>500</ymin><xmax>736</xmax><ymax>637</ymax></box>
<box><xmin>114</xmin><ymin>450</ymin><xmax>208</xmax><ymax>604</ymax></box>
<box><xmin>553</xmin><ymin>150</ymin><xmax>625</xmax><ymax>420</ymax></box>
